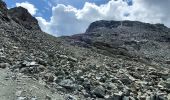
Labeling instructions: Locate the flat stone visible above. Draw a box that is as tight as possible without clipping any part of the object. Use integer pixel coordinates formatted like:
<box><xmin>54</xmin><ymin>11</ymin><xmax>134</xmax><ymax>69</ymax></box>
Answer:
<box><xmin>59</xmin><ymin>79</ymin><xmax>75</xmax><ymax>90</ymax></box>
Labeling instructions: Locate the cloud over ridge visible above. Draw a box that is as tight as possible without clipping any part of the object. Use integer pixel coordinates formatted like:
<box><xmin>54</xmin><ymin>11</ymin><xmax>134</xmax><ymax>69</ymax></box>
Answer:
<box><xmin>36</xmin><ymin>0</ymin><xmax>170</xmax><ymax>36</ymax></box>
<box><xmin>16</xmin><ymin>1</ymin><xmax>38</xmax><ymax>15</ymax></box>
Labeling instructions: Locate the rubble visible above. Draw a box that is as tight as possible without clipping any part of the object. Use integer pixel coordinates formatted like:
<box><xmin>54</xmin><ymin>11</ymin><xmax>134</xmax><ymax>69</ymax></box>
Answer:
<box><xmin>0</xmin><ymin>0</ymin><xmax>170</xmax><ymax>99</ymax></box>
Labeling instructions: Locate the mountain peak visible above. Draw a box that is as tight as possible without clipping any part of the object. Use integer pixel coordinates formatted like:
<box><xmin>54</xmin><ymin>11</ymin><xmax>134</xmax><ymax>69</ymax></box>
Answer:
<box><xmin>0</xmin><ymin>0</ymin><xmax>9</xmax><ymax>21</ymax></box>
<box><xmin>86</xmin><ymin>20</ymin><xmax>167</xmax><ymax>33</ymax></box>
<box><xmin>8</xmin><ymin>6</ymin><xmax>41</xmax><ymax>31</ymax></box>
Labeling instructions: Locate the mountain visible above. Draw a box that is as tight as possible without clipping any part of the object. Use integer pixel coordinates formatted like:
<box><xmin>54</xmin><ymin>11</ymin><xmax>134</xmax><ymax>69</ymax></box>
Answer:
<box><xmin>0</xmin><ymin>0</ymin><xmax>170</xmax><ymax>100</ymax></box>
<box><xmin>67</xmin><ymin>20</ymin><xmax>170</xmax><ymax>65</ymax></box>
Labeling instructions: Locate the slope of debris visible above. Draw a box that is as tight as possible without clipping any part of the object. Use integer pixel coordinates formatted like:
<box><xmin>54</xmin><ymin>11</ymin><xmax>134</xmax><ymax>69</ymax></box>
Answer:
<box><xmin>0</xmin><ymin>0</ymin><xmax>170</xmax><ymax>100</ymax></box>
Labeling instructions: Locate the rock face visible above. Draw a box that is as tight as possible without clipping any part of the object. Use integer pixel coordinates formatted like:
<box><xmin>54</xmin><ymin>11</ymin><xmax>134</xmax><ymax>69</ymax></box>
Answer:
<box><xmin>0</xmin><ymin>0</ymin><xmax>170</xmax><ymax>100</ymax></box>
<box><xmin>68</xmin><ymin>20</ymin><xmax>170</xmax><ymax>65</ymax></box>
<box><xmin>86</xmin><ymin>20</ymin><xmax>167</xmax><ymax>33</ymax></box>
<box><xmin>8</xmin><ymin>7</ymin><xmax>41</xmax><ymax>30</ymax></box>
<box><xmin>0</xmin><ymin>0</ymin><xmax>9</xmax><ymax>21</ymax></box>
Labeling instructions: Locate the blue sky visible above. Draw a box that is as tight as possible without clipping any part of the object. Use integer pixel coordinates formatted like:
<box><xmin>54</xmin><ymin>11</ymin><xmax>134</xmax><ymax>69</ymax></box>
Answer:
<box><xmin>5</xmin><ymin>0</ymin><xmax>114</xmax><ymax>20</ymax></box>
<box><xmin>3</xmin><ymin>0</ymin><xmax>169</xmax><ymax>36</ymax></box>
<box><xmin>4</xmin><ymin>0</ymin><xmax>132</xmax><ymax>21</ymax></box>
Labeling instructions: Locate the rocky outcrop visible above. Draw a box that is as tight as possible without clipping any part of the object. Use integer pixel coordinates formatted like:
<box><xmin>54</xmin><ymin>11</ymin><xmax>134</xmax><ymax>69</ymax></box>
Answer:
<box><xmin>8</xmin><ymin>7</ymin><xmax>41</xmax><ymax>30</ymax></box>
<box><xmin>0</xmin><ymin>0</ymin><xmax>9</xmax><ymax>21</ymax></box>
<box><xmin>68</xmin><ymin>20</ymin><xmax>170</xmax><ymax>65</ymax></box>
<box><xmin>86</xmin><ymin>20</ymin><xmax>167</xmax><ymax>33</ymax></box>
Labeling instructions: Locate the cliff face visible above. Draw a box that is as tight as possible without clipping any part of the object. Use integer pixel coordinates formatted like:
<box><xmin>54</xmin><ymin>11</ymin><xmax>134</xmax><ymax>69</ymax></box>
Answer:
<box><xmin>0</xmin><ymin>0</ymin><xmax>9</xmax><ymax>21</ymax></box>
<box><xmin>68</xmin><ymin>20</ymin><xmax>170</xmax><ymax>64</ymax></box>
<box><xmin>0</xmin><ymin>1</ymin><xmax>170</xmax><ymax>100</ymax></box>
<box><xmin>8</xmin><ymin>7</ymin><xmax>41</xmax><ymax>30</ymax></box>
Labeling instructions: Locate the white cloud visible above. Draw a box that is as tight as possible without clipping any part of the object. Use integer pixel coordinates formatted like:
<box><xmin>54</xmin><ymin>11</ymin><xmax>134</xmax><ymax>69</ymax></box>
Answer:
<box><xmin>16</xmin><ymin>2</ymin><xmax>37</xmax><ymax>15</ymax></box>
<box><xmin>37</xmin><ymin>0</ymin><xmax>170</xmax><ymax>36</ymax></box>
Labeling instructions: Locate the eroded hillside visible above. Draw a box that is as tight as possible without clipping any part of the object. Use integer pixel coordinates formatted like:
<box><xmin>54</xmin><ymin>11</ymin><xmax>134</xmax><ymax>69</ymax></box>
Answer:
<box><xmin>0</xmin><ymin>0</ymin><xmax>170</xmax><ymax>100</ymax></box>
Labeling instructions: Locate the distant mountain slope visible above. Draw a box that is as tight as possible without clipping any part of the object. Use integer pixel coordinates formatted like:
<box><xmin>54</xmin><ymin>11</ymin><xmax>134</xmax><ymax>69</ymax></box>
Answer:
<box><xmin>66</xmin><ymin>20</ymin><xmax>170</xmax><ymax>66</ymax></box>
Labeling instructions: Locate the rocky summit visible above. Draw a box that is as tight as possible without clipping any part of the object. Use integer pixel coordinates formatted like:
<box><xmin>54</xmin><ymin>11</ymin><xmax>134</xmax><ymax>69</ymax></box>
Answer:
<box><xmin>0</xmin><ymin>0</ymin><xmax>170</xmax><ymax>100</ymax></box>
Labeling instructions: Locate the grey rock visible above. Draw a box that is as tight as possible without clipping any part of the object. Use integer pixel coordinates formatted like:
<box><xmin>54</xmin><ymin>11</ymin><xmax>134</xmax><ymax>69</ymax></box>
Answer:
<box><xmin>17</xmin><ymin>97</ymin><xmax>27</xmax><ymax>100</ymax></box>
<box><xmin>104</xmin><ymin>82</ymin><xmax>118</xmax><ymax>90</ymax></box>
<box><xmin>45</xmin><ymin>95</ymin><xmax>52</xmax><ymax>100</ymax></box>
<box><xmin>44</xmin><ymin>73</ymin><xmax>55</xmax><ymax>82</ymax></box>
<box><xmin>107</xmin><ymin>93</ymin><xmax>123</xmax><ymax>100</ymax></box>
<box><xmin>0</xmin><ymin>63</ymin><xmax>10</xmax><ymax>68</ymax></box>
<box><xmin>122</xmin><ymin>96</ymin><xmax>129</xmax><ymax>100</ymax></box>
<box><xmin>31</xmin><ymin>97</ymin><xmax>37</xmax><ymax>100</ymax></box>
<box><xmin>59</xmin><ymin>79</ymin><xmax>75</xmax><ymax>90</ymax></box>
<box><xmin>164</xmin><ymin>79</ymin><xmax>170</xmax><ymax>88</ymax></box>
<box><xmin>92</xmin><ymin>86</ymin><xmax>105</xmax><ymax>98</ymax></box>
<box><xmin>65</xmin><ymin>95</ymin><xmax>77</xmax><ymax>100</ymax></box>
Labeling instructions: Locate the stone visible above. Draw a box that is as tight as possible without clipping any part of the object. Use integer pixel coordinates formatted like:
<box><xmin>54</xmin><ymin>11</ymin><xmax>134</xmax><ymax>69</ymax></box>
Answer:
<box><xmin>82</xmin><ymin>90</ymin><xmax>90</xmax><ymax>98</ymax></box>
<box><xmin>38</xmin><ymin>65</ymin><xmax>45</xmax><ymax>72</ymax></box>
<box><xmin>108</xmin><ymin>93</ymin><xmax>123</xmax><ymax>100</ymax></box>
<box><xmin>44</xmin><ymin>73</ymin><xmax>55</xmax><ymax>82</ymax></box>
<box><xmin>104</xmin><ymin>82</ymin><xmax>118</xmax><ymax>90</ymax></box>
<box><xmin>31</xmin><ymin>97</ymin><xmax>37</xmax><ymax>100</ymax></box>
<box><xmin>123</xmin><ymin>88</ymin><xmax>131</xmax><ymax>96</ymax></box>
<box><xmin>92</xmin><ymin>86</ymin><xmax>105</xmax><ymax>98</ymax></box>
<box><xmin>0</xmin><ymin>63</ymin><xmax>10</xmax><ymax>68</ymax></box>
<box><xmin>65</xmin><ymin>95</ymin><xmax>77</xmax><ymax>100</ymax></box>
<box><xmin>120</xmin><ymin>77</ymin><xmax>132</xmax><ymax>85</ymax></box>
<box><xmin>167</xmin><ymin>94</ymin><xmax>170</xmax><ymax>100</ymax></box>
<box><xmin>122</xmin><ymin>96</ymin><xmax>129</xmax><ymax>100</ymax></box>
<box><xmin>45</xmin><ymin>95</ymin><xmax>51</xmax><ymax>100</ymax></box>
<box><xmin>17</xmin><ymin>97</ymin><xmax>27</xmax><ymax>100</ymax></box>
<box><xmin>59</xmin><ymin>79</ymin><xmax>75</xmax><ymax>90</ymax></box>
<box><xmin>36</xmin><ymin>58</ymin><xmax>48</xmax><ymax>66</ymax></box>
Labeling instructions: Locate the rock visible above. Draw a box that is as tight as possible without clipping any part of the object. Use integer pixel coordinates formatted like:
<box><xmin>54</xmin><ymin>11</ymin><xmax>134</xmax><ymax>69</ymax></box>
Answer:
<box><xmin>107</xmin><ymin>92</ymin><xmax>123</xmax><ymax>100</ymax></box>
<box><xmin>36</xmin><ymin>58</ymin><xmax>48</xmax><ymax>66</ymax></box>
<box><xmin>92</xmin><ymin>86</ymin><xmax>105</xmax><ymax>98</ymax></box>
<box><xmin>38</xmin><ymin>65</ymin><xmax>45</xmax><ymax>72</ymax></box>
<box><xmin>0</xmin><ymin>0</ymin><xmax>9</xmax><ymax>20</ymax></box>
<box><xmin>122</xmin><ymin>96</ymin><xmax>129</xmax><ymax>100</ymax></box>
<box><xmin>167</xmin><ymin>94</ymin><xmax>170</xmax><ymax>100</ymax></box>
<box><xmin>82</xmin><ymin>90</ymin><xmax>90</xmax><ymax>98</ymax></box>
<box><xmin>104</xmin><ymin>82</ymin><xmax>118</xmax><ymax>90</ymax></box>
<box><xmin>31</xmin><ymin>97</ymin><xmax>37</xmax><ymax>100</ymax></box>
<box><xmin>0</xmin><ymin>63</ymin><xmax>10</xmax><ymax>68</ymax></box>
<box><xmin>129</xmin><ymin>72</ymin><xmax>142</xmax><ymax>79</ymax></box>
<box><xmin>17</xmin><ymin>97</ymin><xmax>27</xmax><ymax>100</ymax></box>
<box><xmin>65</xmin><ymin>95</ymin><xmax>77</xmax><ymax>100</ymax></box>
<box><xmin>165</xmin><ymin>60</ymin><xmax>170</xmax><ymax>64</ymax></box>
<box><xmin>8</xmin><ymin>7</ymin><xmax>41</xmax><ymax>30</ymax></box>
<box><xmin>120</xmin><ymin>78</ymin><xmax>132</xmax><ymax>85</ymax></box>
<box><xmin>163</xmin><ymin>78</ymin><xmax>170</xmax><ymax>89</ymax></box>
<box><xmin>22</xmin><ymin>61</ymin><xmax>38</xmax><ymax>67</ymax></box>
<box><xmin>44</xmin><ymin>73</ymin><xmax>55</xmax><ymax>82</ymax></box>
<box><xmin>59</xmin><ymin>79</ymin><xmax>75</xmax><ymax>90</ymax></box>
<box><xmin>45</xmin><ymin>95</ymin><xmax>52</xmax><ymax>100</ymax></box>
<box><xmin>123</xmin><ymin>88</ymin><xmax>131</xmax><ymax>96</ymax></box>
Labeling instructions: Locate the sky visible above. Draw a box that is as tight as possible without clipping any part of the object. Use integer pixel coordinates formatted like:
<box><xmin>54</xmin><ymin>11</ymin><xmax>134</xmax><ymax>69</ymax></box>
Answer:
<box><xmin>4</xmin><ymin>0</ymin><xmax>170</xmax><ymax>36</ymax></box>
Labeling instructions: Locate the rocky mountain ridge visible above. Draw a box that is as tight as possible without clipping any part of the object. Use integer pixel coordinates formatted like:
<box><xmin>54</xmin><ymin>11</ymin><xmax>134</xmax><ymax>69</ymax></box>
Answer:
<box><xmin>0</xmin><ymin>0</ymin><xmax>170</xmax><ymax>100</ymax></box>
